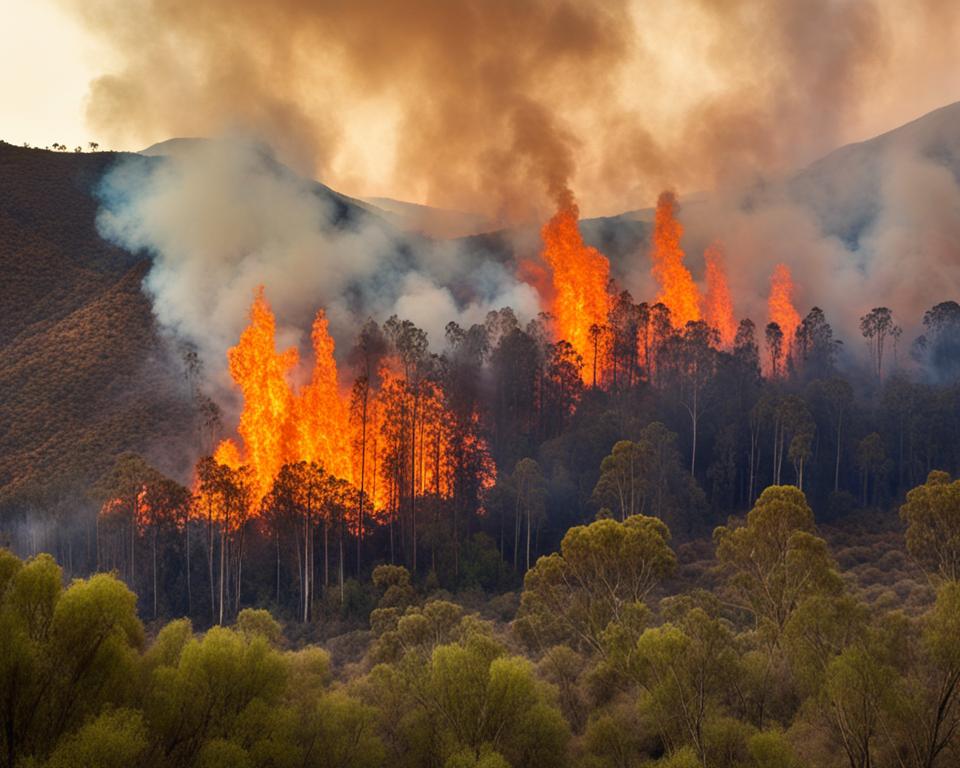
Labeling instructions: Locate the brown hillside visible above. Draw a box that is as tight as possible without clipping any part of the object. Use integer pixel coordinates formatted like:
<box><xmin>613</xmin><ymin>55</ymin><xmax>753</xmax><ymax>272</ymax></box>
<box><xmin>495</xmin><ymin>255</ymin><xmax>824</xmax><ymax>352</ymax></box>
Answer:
<box><xmin>0</xmin><ymin>142</ymin><xmax>193</xmax><ymax>507</ymax></box>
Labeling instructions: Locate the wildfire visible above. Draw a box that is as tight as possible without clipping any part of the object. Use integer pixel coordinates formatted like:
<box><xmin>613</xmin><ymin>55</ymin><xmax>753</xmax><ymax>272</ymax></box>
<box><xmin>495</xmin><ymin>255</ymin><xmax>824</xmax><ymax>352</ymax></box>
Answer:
<box><xmin>768</xmin><ymin>263</ymin><xmax>800</xmax><ymax>351</ymax></box>
<box><xmin>214</xmin><ymin>439</ymin><xmax>242</xmax><ymax>470</ymax></box>
<box><xmin>703</xmin><ymin>241</ymin><xmax>736</xmax><ymax>347</ymax></box>
<box><xmin>292</xmin><ymin>309</ymin><xmax>353</xmax><ymax>484</ymax></box>
<box><xmin>540</xmin><ymin>191</ymin><xmax>611</xmax><ymax>383</ymax></box>
<box><xmin>210</xmin><ymin>288</ymin><xmax>496</xmax><ymax>530</ymax></box>
<box><xmin>224</xmin><ymin>288</ymin><xmax>298</xmax><ymax>501</ymax></box>
<box><xmin>650</xmin><ymin>191</ymin><xmax>701</xmax><ymax>328</ymax></box>
<box><xmin>213</xmin><ymin>289</ymin><xmax>354</xmax><ymax>507</ymax></box>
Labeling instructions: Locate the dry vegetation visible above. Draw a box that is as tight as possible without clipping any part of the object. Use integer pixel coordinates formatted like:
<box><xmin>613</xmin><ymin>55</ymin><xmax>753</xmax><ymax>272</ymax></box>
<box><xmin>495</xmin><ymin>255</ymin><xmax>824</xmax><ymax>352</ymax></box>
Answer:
<box><xmin>0</xmin><ymin>143</ymin><xmax>192</xmax><ymax>505</ymax></box>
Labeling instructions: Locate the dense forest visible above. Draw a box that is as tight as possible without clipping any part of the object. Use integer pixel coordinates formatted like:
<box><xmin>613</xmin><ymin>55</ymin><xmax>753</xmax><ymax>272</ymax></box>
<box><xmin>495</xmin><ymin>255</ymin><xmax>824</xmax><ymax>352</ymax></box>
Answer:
<box><xmin>2</xmin><ymin>139</ymin><xmax>960</xmax><ymax>768</ymax></box>
<box><xmin>3</xmin><ymin>474</ymin><xmax>960</xmax><ymax>767</ymax></box>
<box><xmin>2</xmin><ymin>281</ymin><xmax>960</xmax><ymax>766</ymax></box>
<box><xmin>6</xmin><ymin>283</ymin><xmax>960</xmax><ymax>613</ymax></box>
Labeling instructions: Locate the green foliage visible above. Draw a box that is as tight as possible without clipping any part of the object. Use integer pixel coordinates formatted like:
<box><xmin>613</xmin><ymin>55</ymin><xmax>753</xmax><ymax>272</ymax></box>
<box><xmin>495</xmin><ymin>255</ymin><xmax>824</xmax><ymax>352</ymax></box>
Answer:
<box><xmin>145</xmin><ymin>626</ymin><xmax>287</xmax><ymax>765</ymax></box>
<box><xmin>194</xmin><ymin>738</ymin><xmax>253</xmax><ymax>768</ymax></box>
<box><xmin>372</xmin><ymin>564</ymin><xmax>417</xmax><ymax>608</ymax></box>
<box><xmin>7</xmin><ymin>553</ymin><xmax>61</xmax><ymax>641</ymax></box>
<box><xmin>0</xmin><ymin>548</ymin><xmax>23</xmax><ymax>597</ymax></box>
<box><xmin>517</xmin><ymin>514</ymin><xmax>675</xmax><ymax>654</ymax></box>
<box><xmin>144</xmin><ymin>618</ymin><xmax>193</xmax><ymax>670</ymax></box>
<box><xmin>633</xmin><ymin>606</ymin><xmax>740</xmax><ymax>763</ymax></box>
<box><xmin>43</xmin><ymin>708</ymin><xmax>147</xmax><ymax>768</ymax></box>
<box><xmin>445</xmin><ymin>748</ymin><xmax>511</xmax><ymax>768</ymax></box>
<box><xmin>236</xmin><ymin>607</ymin><xmax>283</xmax><ymax>645</ymax></box>
<box><xmin>3</xmin><ymin>492</ymin><xmax>960</xmax><ymax>768</ymax></box>
<box><xmin>646</xmin><ymin>746</ymin><xmax>701</xmax><ymax>767</ymax></box>
<box><xmin>746</xmin><ymin>730</ymin><xmax>803</xmax><ymax>768</ymax></box>
<box><xmin>303</xmin><ymin>692</ymin><xmax>385</xmax><ymax>768</ymax></box>
<box><xmin>0</xmin><ymin>554</ymin><xmax>143</xmax><ymax>767</ymax></box>
<box><xmin>591</xmin><ymin>424</ymin><xmax>703</xmax><ymax>530</ymax></box>
<box><xmin>714</xmin><ymin>486</ymin><xmax>841</xmax><ymax>641</ymax></box>
<box><xmin>900</xmin><ymin>470</ymin><xmax>960</xmax><ymax>580</ymax></box>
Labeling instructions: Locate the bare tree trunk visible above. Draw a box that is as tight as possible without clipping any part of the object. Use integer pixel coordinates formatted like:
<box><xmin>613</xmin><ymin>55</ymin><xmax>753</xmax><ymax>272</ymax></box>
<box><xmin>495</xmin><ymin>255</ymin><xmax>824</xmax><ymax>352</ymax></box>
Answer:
<box><xmin>185</xmin><ymin>519</ymin><xmax>192</xmax><ymax>616</ymax></box>
<box><xmin>218</xmin><ymin>524</ymin><xmax>226</xmax><ymax>625</ymax></box>
<box><xmin>339</xmin><ymin>507</ymin><xmax>345</xmax><ymax>605</ymax></box>
<box><xmin>152</xmin><ymin>527</ymin><xmax>158</xmax><ymax>620</ymax></box>
<box><xmin>411</xmin><ymin>394</ymin><xmax>418</xmax><ymax>576</ymax></box>
<box><xmin>207</xmin><ymin>505</ymin><xmax>216</xmax><ymax>624</ymax></box>
<box><xmin>513</xmin><ymin>492</ymin><xmax>522</xmax><ymax>571</ymax></box>
<box><xmin>234</xmin><ymin>524</ymin><xmax>244</xmax><ymax>615</ymax></box>
<box><xmin>303</xmin><ymin>510</ymin><xmax>310</xmax><ymax>623</ymax></box>
<box><xmin>357</xmin><ymin>419</ymin><xmax>366</xmax><ymax>578</ymax></box>
<box><xmin>525</xmin><ymin>506</ymin><xmax>531</xmax><ymax>572</ymax></box>
<box><xmin>834</xmin><ymin>412</ymin><xmax>842</xmax><ymax>492</ymax></box>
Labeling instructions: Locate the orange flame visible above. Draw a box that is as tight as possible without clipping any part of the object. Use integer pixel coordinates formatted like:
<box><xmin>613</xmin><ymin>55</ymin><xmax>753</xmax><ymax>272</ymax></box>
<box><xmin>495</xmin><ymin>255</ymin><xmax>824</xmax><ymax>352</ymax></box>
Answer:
<box><xmin>768</xmin><ymin>263</ymin><xmax>800</xmax><ymax>352</ymax></box>
<box><xmin>214</xmin><ymin>439</ymin><xmax>243</xmax><ymax>470</ymax></box>
<box><xmin>214</xmin><ymin>289</ymin><xmax>354</xmax><ymax>507</ymax></box>
<box><xmin>224</xmin><ymin>288</ymin><xmax>298</xmax><ymax>501</ymax></box>
<box><xmin>540</xmin><ymin>192</ymin><xmax>611</xmax><ymax>383</ymax></box>
<box><xmin>293</xmin><ymin>309</ymin><xmax>353</xmax><ymax>484</ymax></box>
<box><xmin>703</xmin><ymin>241</ymin><xmax>736</xmax><ymax>347</ymax></box>
<box><xmin>650</xmin><ymin>191</ymin><xmax>701</xmax><ymax>328</ymax></box>
<box><xmin>213</xmin><ymin>289</ymin><xmax>497</xmax><ymax>528</ymax></box>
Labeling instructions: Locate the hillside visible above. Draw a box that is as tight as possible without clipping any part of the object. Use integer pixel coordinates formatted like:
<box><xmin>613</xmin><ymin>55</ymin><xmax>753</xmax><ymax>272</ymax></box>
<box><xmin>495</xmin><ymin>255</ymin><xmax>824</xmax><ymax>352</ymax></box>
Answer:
<box><xmin>1</xmin><ymin>101</ymin><xmax>958</xmax><ymax>510</ymax></box>
<box><xmin>0</xmin><ymin>142</ymin><xmax>192</xmax><ymax>508</ymax></box>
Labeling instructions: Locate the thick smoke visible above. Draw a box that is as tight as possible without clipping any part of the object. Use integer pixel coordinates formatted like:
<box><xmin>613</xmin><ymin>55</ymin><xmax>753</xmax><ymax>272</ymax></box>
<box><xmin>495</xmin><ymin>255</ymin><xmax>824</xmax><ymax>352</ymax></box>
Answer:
<box><xmin>96</xmin><ymin>138</ymin><xmax>540</xmax><ymax>394</ymax></box>
<box><xmin>73</xmin><ymin>0</ymin><xmax>960</xmax><ymax>379</ymax></box>
<box><xmin>655</xmin><ymin>103</ymin><xmax>960</xmax><ymax>365</ymax></box>
<box><xmin>62</xmin><ymin>0</ymin><xmax>960</xmax><ymax>217</ymax></box>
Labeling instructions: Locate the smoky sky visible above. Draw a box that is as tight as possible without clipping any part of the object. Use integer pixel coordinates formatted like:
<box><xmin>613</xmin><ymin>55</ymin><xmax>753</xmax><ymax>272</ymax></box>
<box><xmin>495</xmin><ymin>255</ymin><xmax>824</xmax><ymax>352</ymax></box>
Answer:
<box><xmin>62</xmin><ymin>0</ymin><xmax>960</xmax><ymax>218</ymax></box>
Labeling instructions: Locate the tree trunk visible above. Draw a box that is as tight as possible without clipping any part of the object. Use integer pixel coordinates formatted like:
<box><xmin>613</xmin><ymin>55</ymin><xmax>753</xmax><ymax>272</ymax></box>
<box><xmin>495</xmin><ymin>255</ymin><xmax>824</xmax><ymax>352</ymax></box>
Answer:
<box><xmin>835</xmin><ymin>412</ymin><xmax>842</xmax><ymax>492</ymax></box>
<box><xmin>185</xmin><ymin>518</ymin><xmax>192</xmax><ymax>616</ymax></box>
<box><xmin>525</xmin><ymin>506</ymin><xmax>531</xmax><ymax>572</ymax></box>
<box><xmin>339</xmin><ymin>507</ymin><xmax>345</xmax><ymax>604</ymax></box>
<box><xmin>218</xmin><ymin>524</ymin><xmax>226</xmax><ymax>625</ymax></box>
<box><xmin>152</xmin><ymin>527</ymin><xmax>158</xmax><ymax>620</ymax></box>
<box><xmin>357</xmin><ymin>392</ymin><xmax>367</xmax><ymax>577</ymax></box>
<box><xmin>208</xmin><ymin>508</ymin><xmax>215</xmax><ymax>624</ymax></box>
<box><xmin>303</xmin><ymin>511</ymin><xmax>310</xmax><ymax>623</ymax></box>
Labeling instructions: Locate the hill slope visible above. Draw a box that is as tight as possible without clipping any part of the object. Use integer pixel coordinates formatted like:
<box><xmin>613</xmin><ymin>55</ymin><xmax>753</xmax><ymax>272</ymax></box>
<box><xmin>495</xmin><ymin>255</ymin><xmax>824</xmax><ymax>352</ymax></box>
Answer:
<box><xmin>0</xmin><ymin>142</ymin><xmax>192</xmax><ymax>507</ymax></box>
<box><xmin>1</xmin><ymin>101</ymin><xmax>958</xmax><ymax>508</ymax></box>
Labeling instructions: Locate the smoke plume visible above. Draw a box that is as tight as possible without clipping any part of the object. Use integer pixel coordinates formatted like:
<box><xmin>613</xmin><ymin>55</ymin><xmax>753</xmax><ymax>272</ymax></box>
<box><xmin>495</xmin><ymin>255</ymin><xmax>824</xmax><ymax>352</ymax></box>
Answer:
<box><xmin>96</xmin><ymin>138</ymin><xmax>540</xmax><ymax>396</ymax></box>
<box><xmin>62</xmin><ymin>0</ymin><xmax>960</xmax><ymax>217</ymax></box>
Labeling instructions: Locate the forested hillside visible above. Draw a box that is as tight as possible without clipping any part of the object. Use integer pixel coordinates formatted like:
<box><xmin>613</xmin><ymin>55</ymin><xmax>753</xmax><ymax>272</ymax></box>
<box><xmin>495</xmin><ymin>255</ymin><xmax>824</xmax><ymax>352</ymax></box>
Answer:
<box><xmin>1</xmin><ymin>125</ymin><xmax>960</xmax><ymax>767</ymax></box>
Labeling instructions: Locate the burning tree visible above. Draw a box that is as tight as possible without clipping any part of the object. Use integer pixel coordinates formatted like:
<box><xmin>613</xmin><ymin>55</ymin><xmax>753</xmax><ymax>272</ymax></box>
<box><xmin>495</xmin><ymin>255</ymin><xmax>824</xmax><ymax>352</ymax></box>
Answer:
<box><xmin>540</xmin><ymin>192</ymin><xmax>611</xmax><ymax>385</ymax></box>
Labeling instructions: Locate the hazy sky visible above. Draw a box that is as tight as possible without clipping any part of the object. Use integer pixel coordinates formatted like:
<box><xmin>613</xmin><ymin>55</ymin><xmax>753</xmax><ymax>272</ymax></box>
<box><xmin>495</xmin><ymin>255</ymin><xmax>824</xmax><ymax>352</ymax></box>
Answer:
<box><xmin>3</xmin><ymin>0</ymin><xmax>959</xmax><ymax>216</ymax></box>
<box><xmin>0</xmin><ymin>0</ymin><xmax>101</xmax><ymax>149</ymax></box>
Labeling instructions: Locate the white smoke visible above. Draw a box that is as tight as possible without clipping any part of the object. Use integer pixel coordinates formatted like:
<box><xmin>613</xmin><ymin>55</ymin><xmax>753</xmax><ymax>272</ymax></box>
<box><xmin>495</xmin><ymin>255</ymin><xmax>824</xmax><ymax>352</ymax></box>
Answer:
<box><xmin>96</xmin><ymin>136</ymin><xmax>541</xmax><ymax>393</ymax></box>
<box><xmin>639</xmin><ymin>106</ymin><xmax>960</xmax><ymax>368</ymax></box>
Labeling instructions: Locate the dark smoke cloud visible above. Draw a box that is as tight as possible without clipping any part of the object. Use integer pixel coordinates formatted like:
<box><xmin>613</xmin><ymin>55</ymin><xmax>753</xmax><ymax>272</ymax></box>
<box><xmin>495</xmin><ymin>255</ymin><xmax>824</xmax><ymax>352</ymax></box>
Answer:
<box><xmin>62</xmin><ymin>0</ymin><xmax>960</xmax><ymax>218</ymax></box>
<box><xmin>65</xmin><ymin>0</ymin><xmax>632</xmax><ymax>219</ymax></box>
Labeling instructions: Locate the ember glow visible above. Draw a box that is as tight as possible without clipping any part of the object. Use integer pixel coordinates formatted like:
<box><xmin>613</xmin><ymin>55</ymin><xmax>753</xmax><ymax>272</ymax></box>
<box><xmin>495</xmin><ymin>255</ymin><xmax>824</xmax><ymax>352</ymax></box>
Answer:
<box><xmin>703</xmin><ymin>241</ymin><xmax>737</xmax><ymax>348</ymax></box>
<box><xmin>768</xmin><ymin>263</ymin><xmax>801</xmax><ymax>352</ymax></box>
<box><xmin>540</xmin><ymin>191</ymin><xmax>611</xmax><ymax>383</ymax></box>
<box><xmin>650</xmin><ymin>191</ymin><xmax>701</xmax><ymax>328</ymax></box>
